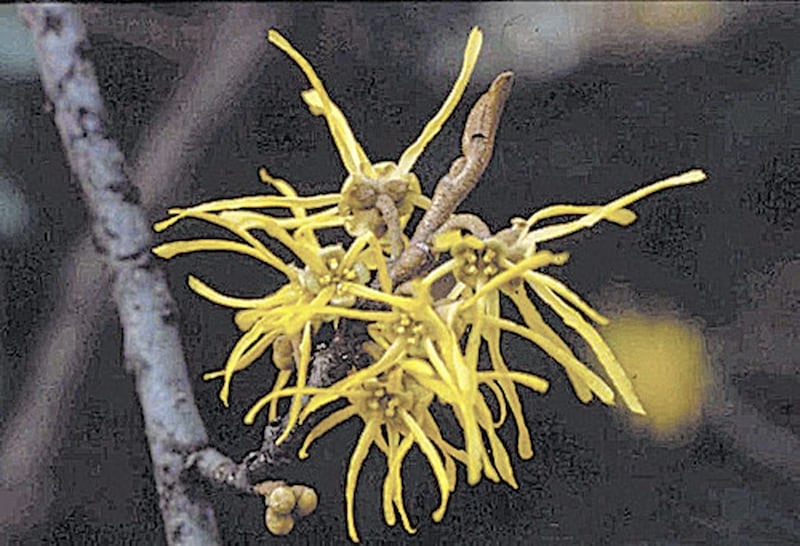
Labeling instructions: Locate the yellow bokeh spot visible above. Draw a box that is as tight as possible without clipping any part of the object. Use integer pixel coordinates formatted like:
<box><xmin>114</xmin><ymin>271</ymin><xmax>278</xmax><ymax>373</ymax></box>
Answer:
<box><xmin>600</xmin><ymin>312</ymin><xmax>710</xmax><ymax>441</ymax></box>
<box><xmin>632</xmin><ymin>2</ymin><xmax>724</xmax><ymax>44</ymax></box>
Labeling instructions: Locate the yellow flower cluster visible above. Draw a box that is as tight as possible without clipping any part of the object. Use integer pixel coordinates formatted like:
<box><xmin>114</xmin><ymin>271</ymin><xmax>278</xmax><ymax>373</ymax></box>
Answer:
<box><xmin>153</xmin><ymin>26</ymin><xmax>707</xmax><ymax>542</ymax></box>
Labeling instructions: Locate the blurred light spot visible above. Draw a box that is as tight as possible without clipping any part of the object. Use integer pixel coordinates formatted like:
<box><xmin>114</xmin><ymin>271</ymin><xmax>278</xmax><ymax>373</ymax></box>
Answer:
<box><xmin>632</xmin><ymin>1</ymin><xmax>724</xmax><ymax>44</ymax></box>
<box><xmin>601</xmin><ymin>312</ymin><xmax>710</xmax><ymax>441</ymax></box>
<box><xmin>586</xmin><ymin>2</ymin><xmax>732</xmax><ymax>63</ymax></box>
<box><xmin>424</xmin><ymin>2</ymin><xmax>734</xmax><ymax>91</ymax></box>
<box><xmin>0</xmin><ymin>6</ymin><xmax>39</xmax><ymax>80</ymax></box>
<box><xmin>424</xmin><ymin>3</ymin><xmax>590</xmax><ymax>89</ymax></box>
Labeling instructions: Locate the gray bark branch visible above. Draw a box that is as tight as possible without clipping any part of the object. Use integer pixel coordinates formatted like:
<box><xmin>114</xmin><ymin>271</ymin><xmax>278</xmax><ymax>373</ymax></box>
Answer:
<box><xmin>1</xmin><ymin>3</ymin><xmax>285</xmax><ymax>535</ymax></box>
<box><xmin>18</xmin><ymin>4</ymin><xmax>220</xmax><ymax>543</ymax></box>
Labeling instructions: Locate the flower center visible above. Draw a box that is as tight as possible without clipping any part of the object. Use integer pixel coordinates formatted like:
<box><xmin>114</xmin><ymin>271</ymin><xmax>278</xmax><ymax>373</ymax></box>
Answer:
<box><xmin>453</xmin><ymin>240</ymin><xmax>506</xmax><ymax>288</ymax></box>
<box><xmin>360</xmin><ymin>373</ymin><xmax>413</xmax><ymax>420</ymax></box>
<box><xmin>299</xmin><ymin>247</ymin><xmax>370</xmax><ymax>306</ymax></box>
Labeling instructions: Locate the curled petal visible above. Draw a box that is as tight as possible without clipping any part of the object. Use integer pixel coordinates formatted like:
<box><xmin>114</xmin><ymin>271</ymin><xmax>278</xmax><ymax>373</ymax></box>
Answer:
<box><xmin>216</xmin><ymin>210</ymin><xmax>325</xmax><ymax>272</ymax></box>
<box><xmin>298</xmin><ymin>405</ymin><xmax>358</xmax><ymax>459</ymax></box>
<box><xmin>524</xmin><ymin>204</ymin><xmax>637</xmax><ymax>230</ymax></box>
<box><xmin>475</xmin><ymin>398</ymin><xmax>517</xmax><ymax>488</ymax></box>
<box><xmin>530</xmin><ymin>283</ymin><xmax>645</xmax><ymax>415</ymax></box>
<box><xmin>268</xmin><ymin>30</ymin><xmax>374</xmax><ymax>179</ymax></box>
<box><xmin>267</xmin><ymin>369</ymin><xmax>293</xmax><ymax>422</ymax></box>
<box><xmin>526</xmin><ymin>271</ymin><xmax>609</xmax><ymax>325</ymax></box>
<box><xmin>188</xmin><ymin>275</ymin><xmax>289</xmax><ymax>310</ymax></box>
<box><xmin>484</xmin><ymin>315</ymin><xmax>616</xmax><ymax>406</ymax></box>
<box><xmin>525</xmin><ymin>169</ymin><xmax>707</xmax><ymax>244</ymax></box>
<box><xmin>153</xmin><ymin>193</ymin><xmax>339</xmax><ymax>232</ymax></box>
<box><xmin>399</xmin><ymin>411</ymin><xmax>451</xmax><ymax>523</ymax></box>
<box><xmin>235</xmin><ymin>303</ymin><xmax>293</xmax><ymax>331</ymax></box>
<box><xmin>477</xmin><ymin>370</ymin><xmax>549</xmax><ymax>395</ymax></box>
<box><xmin>481</xmin><ymin>379</ymin><xmax>509</xmax><ymax>428</ymax></box>
<box><xmin>505</xmin><ymin>286</ymin><xmax>594</xmax><ymax>404</ymax></box>
<box><xmin>153</xmin><ymin>239</ymin><xmax>295</xmax><ymax>277</ymax></box>
<box><xmin>243</xmin><ymin>385</ymin><xmax>333</xmax><ymax>425</ymax></box>
<box><xmin>214</xmin><ymin>321</ymin><xmax>270</xmax><ymax>406</ymax></box>
<box><xmin>277</xmin><ymin>322</ymin><xmax>314</xmax><ymax>444</ymax></box>
<box><xmin>383</xmin><ymin>431</ymin><xmax>416</xmax><ymax>533</ymax></box>
<box><xmin>483</xmin><ymin>290</ymin><xmax>534</xmax><ymax>457</ymax></box>
<box><xmin>418</xmin><ymin>410</ymin><xmax>465</xmax><ymax>489</ymax></box>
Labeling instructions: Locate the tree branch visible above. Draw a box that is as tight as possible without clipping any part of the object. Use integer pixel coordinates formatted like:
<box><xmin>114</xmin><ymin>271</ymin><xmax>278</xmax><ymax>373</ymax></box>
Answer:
<box><xmin>17</xmin><ymin>4</ymin><xmax>220</xmax><ymax>543</ymax></box>
<box><xmin>1</xmin><ymin>4</ymin><xmax>287</xmax><ymax>535</ymax></box>
<box><xmin>241</xmin><ymin>326</ymin><xmax>357</xmax><ymax>478</ymax></box>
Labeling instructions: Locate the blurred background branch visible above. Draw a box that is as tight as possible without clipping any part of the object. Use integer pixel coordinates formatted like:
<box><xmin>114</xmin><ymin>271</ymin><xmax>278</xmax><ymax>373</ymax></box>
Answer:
<box><xmin>79</xmin><ymin>4</ymin><xmax>207</xmax><ymax>68</ymax></box>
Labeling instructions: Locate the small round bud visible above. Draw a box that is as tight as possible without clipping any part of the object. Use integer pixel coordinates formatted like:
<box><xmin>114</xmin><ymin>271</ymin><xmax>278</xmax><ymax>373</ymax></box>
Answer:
<box><xmin>292</xmin><ymin>486</ymin><xmax>319</xmax><ymax>517</ymax></box>
<box><xmin>265</xmin><ymin>507</ymin><xmax>295</xmax><ymax>535</ymax></box>
<box><xmin>253</xmin><ymin>480</ymin><xmax>282</xmax><ymax>499</ymax></box>
<box><xmin>269</xmin><ymin>485</ymin><xmax>297</xmax><ymax>514</ymax></box>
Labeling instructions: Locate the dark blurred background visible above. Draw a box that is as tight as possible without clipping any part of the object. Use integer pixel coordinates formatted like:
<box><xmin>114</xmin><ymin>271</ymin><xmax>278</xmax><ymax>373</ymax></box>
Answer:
<box><xmin>0</xmin><ymin>3</ymin><xmax>797</xmax><ymax>544</ymax></box>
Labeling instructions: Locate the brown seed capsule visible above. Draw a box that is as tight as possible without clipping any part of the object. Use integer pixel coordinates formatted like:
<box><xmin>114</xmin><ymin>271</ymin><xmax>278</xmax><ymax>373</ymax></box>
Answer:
<box><xmin>265</xmin><ymin>506</ymin><xmax>295</xmax><ymax>535</ymax></box>
<box><xmin>292</xmin><ymin>485</ymin><xmax>319</xmax><ymax>517</ymax></box>
<box><xmin>269</xmin><ymin>485</ymin><xmax>297</xmax><ymax>514</ymax></box>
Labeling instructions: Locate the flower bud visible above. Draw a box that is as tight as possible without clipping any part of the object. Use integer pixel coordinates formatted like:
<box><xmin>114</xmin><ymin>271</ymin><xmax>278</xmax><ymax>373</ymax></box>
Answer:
<box><xmin>292</xmin><ymin>485</ymin><xmax>319</xmax><ymax>517</ymax></box>
<box><xmin>269</xmin><ymin>485</ymin><xmax>297</xmax><ymax>514</ymax></box>
<box><xmin>265</xmin><ymin>506</ymin><xmax>295</xmax><ymax>535</ymax></box>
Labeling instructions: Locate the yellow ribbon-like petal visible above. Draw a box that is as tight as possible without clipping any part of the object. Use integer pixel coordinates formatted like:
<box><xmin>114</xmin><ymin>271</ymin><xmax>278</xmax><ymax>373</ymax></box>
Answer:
<box><xmin>269</xmin><ymin>30</ymin><xmax>376</xmax><ymax>179</ymax></box>
<box><xmin>525</xmin><ymin>169</ymin><xmax>707</xmax><ymax>244</ymax></box>
<box><xmin>397</xmin><ymin>27</ymin><xmax>484</xmax><ymax>174</ymax></box>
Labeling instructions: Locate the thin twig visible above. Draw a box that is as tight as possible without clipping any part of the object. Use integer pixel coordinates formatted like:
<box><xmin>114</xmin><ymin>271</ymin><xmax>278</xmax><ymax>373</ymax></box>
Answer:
<box><xmin>241</xmin><ymin>326</ymin><xmax>359</xmax><ymax>478</ymax></box>
<box><xmin>375</xmin><ymin>193</ymin><xmax>403</xmax><ymax>259</ymax></box>
<box><xmin>435</xmin><ymin>213</ymin><xmax>492</xmax><ymax>239</ymax></box>
<box><xmin>188</xmin><ymin>447</ymin><xmax>254</xmax><ymax>494</ymax></box>
<box><xmin>391</xmin><ymin>71</ymin><xmax>514</xmax><ymax>284</ymax></box>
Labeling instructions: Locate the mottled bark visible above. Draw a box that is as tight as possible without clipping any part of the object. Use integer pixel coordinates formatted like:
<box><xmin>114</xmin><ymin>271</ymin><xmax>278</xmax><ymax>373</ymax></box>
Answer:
<box><xmin>18</xmin><ymin>4</ymin><xmax>219</xmax><ymax>543</ymax></box>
